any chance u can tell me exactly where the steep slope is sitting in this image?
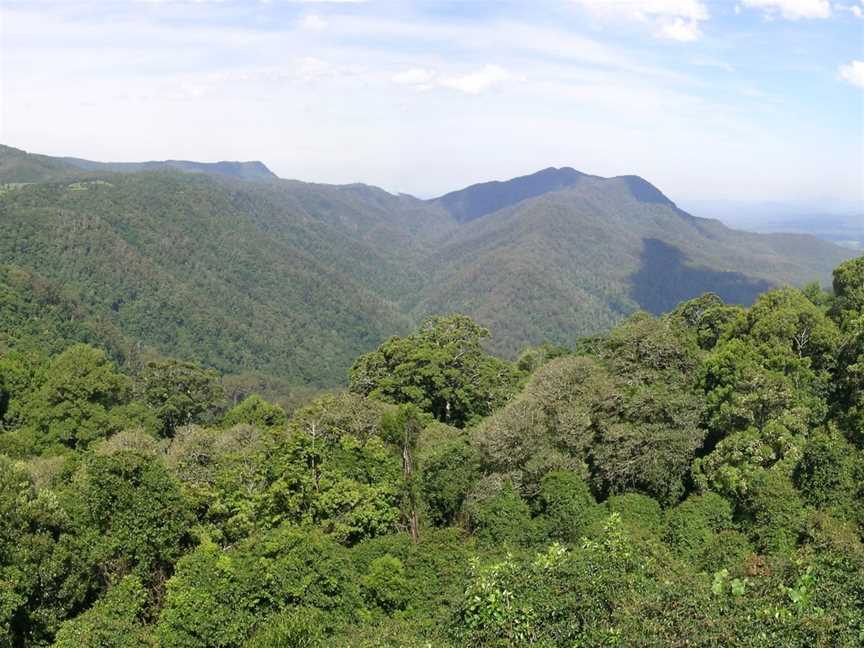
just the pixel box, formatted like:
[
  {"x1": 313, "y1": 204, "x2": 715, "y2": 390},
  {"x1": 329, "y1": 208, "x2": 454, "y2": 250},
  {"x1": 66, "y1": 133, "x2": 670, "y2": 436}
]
[
  {"x1": 416, "y1": 175, "x2": 854, "y2": 355},
  {"x1": 0, "y1": 171, "x2": 424, "y2": 386},
  {"x1": 0, "y1": 264, "x2": 138, "y2": 362}
]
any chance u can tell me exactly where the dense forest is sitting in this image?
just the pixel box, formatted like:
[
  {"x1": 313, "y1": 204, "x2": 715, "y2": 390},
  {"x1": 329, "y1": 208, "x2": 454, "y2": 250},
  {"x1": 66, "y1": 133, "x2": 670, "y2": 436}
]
[
  {"x1": 0, "y1": 255, "x2": 861, "y2": 647},
  {"x1": 0, "y1": 145, "x2": 854, "y2": 395}
]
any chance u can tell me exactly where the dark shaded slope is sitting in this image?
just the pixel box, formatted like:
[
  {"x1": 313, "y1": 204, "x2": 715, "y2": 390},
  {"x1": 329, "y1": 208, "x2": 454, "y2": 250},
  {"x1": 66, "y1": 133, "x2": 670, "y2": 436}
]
[{"x1": 630, "y1": 238, "x2": 773, "y2": 314}]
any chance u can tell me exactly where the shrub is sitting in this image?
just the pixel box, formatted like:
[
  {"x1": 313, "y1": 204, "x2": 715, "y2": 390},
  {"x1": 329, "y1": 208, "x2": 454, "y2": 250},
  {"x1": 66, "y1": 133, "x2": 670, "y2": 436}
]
[
  {"x1": 469, "y1": 482, "x2": 536, "y2": 547},
  {"x1": 664, "y1": 492, "x2": 734, "y2": 561},
  {"x1": 244, "y1": 608, "x2": 326, "y2": 648},
  {"x1": 605, "y1": 493, "x2": 663, "y2": 537},
  {"x1": 534, "y1": 470, "x2": 598, "y2": 542},
  {"x1": 740, "y1": 470, "x2": 804, "y2": 555},
  {"x1": 362, "y1": 555, "x2": 410, "y2": 613}
]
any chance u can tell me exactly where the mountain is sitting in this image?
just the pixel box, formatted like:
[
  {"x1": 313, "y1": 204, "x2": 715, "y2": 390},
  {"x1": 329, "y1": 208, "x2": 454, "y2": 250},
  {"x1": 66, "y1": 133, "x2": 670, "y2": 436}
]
[
  {"x1": 0, "y1": 145, "x2": 856, "y2": 388},
  {"x1": 60, "y1": 156, "x2": 278, "y2": 182},
  {"x1": 0, "y1": 164, "x2": 420, "y2": 386},
  {"x1": 417, "y1": 173, "x2": 852, "y2": 355},
  {"x1": 432, "y1": 166, "x2": 587, "y2": 223},
  {"x1": 0, "y1": 144, "x2": 83, "y2": 183}
]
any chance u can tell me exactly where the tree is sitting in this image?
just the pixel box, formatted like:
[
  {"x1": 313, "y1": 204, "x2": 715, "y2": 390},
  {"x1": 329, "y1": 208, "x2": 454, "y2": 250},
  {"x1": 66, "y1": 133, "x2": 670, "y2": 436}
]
[
  {"x1": 534, "y1": 470, "x2": 599, "y2": 542},
  {"x1": 418, "y1": 426, "x2": 480, "y2": 527},
  {"x1": 349, "y1": 315, "x2": 521, "y2": 427},
  {"x1": 740, "y1": 470, "x2": 804, "y2": 554},
  {"x1": 468, "y1": 482, "x2": 535, "y2": 547},
  {"x1": 222, "y1": 394, "x2": 287, "y2": 430},
  {"x1": 830, "y1": 313, "x2": 864, "y2": 444},
  {"x1": 26, "y1": 344, "x2": 133, "y2": 449},
  {"x1": 830, "y1": 255, "x2": 864, "y2": 325},
  {"x1": 81, "y1": 449, "x2": 194, "y2": 581},
  {"x1": 664, "y1": 492, "x2": 735, "y2": 563},
  {"x1": 362, "y1": 555, "x2": 410, "y2": 613},
  {"x1": 157, "y1": 527, "x2": 359, "y2": 648},
  {"x1": 141, "y1": 359, "x2": 224, "y2": 437},
  {"x1": 52, "y1": 576, "x2": 155, "y2": 648},
  {"x1": 381, "y1": 405, "x2": 424, "y2": 543}
]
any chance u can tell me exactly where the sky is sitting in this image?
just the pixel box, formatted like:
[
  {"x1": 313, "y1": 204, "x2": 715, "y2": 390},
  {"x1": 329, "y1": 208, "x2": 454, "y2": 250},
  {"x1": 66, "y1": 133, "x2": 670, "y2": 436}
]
[{"x1": 1, "y1": 0, "x2": 862, "y2": 208}]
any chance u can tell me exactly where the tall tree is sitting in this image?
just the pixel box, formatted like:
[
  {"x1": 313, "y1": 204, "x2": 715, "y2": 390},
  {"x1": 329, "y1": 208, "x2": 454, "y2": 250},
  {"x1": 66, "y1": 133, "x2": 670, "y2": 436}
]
[{"x1": 349, "y1": 315, "x2": 521, "y2": 427}]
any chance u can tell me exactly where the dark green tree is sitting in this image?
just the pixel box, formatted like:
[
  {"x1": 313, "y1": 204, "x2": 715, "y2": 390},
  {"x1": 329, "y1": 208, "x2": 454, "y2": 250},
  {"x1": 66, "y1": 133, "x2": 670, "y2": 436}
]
[{"x1": 141, "y1": 359, "x2": 224, "y2": 437}]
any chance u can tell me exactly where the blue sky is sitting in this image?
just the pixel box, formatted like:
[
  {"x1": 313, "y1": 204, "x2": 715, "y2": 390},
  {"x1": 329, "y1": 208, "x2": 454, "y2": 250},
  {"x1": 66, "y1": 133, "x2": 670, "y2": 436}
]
[{"x1": 1, "y1": 0, "x2": 862, "y2": 208}]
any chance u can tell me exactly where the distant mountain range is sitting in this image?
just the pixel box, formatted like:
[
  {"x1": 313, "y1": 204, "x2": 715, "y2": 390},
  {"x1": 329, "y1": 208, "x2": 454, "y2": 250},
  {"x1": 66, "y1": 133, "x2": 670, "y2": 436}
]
[
  {"x1": 0, "y1": 144, "x2": 856, "y2": 388},
  {"x1": 681, "y1": 199, "x2": 863, "y2": 251}
]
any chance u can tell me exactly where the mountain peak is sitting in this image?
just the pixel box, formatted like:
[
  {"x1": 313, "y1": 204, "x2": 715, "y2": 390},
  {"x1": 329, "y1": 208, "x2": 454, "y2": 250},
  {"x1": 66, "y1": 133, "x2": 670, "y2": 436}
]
[{"x1": 431, "y1": 166, "x2": 587, "y2": 223}]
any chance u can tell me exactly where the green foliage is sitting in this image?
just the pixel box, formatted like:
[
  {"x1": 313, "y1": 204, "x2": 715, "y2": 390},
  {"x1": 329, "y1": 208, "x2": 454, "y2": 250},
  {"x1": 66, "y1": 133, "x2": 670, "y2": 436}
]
[
  {"x1": 830, "y1": 255, "x2": 864, "y2": 323},
  {"x1": 475, "y1": 313, "x2": 706, "y2": 505},
  {"x1": 534, "y1": 470, "x2": 599, "y2": 542},
  {"x1": 693, "y1": 417, "x2": 805, "y2": 502},
  {"x1": 831, "y1": 313, "x2": 864, "y2": 444},
  {"x1": 263, "y1": 394, "x2": 403, "y2": 545},
  {"x1": 1, "y1": 254, "x2": 863, "y2": 647},
  {"x1": 362, "y1": 555, "x2": 410, "y2": 613},
  {"x1": 454, "y1": 514, "x2": 643, "y2": 647},
  {"x1": 793, "y1": 429, "x2": 862, "y2": 524},
  {"x1": 417, "y1": 424, "x2": 479, "y2": 527},
  {"x1": 80, "y1": 449, "x2": 194, "y2": 580},
  {"x1": 222, "y1": 394, "x2": 287, "y2": 429},
  {"x1": 664, "y1": 492, "x2": 735, "y2": 563},
  {"x1": 605, "y1": 493, "x2": 663, "y2": 537},
  {"x1": 141, "y1": 359, "x2": 224, "y2": 437},
  {"x1": 468, "y1": 482, "x2": 536, "y2": 547},
  {"x1": 699, "y1": 529, "x2": 753, "y2": 572},
  {"x1": 515, "y1": 342, "x2": 570, "y2": 373},
  {"x1": 349, "y1": 315, "x2": 521, "y2": 427},
  {"x1": 740, "y1": 470, "x2": 805, "y2": 554},
  {"x1": 52, "y1": 576, "x2": 154, "y2": 648},
  {"x1": 244, "y1": 608, "x2": 326, "y2": 648},
  {"x1": 157, "y1": 527, "x2": 359, "y2": 648},
  {"x1": 25, "y1": 344, "x2": 134, "y2": 450}
]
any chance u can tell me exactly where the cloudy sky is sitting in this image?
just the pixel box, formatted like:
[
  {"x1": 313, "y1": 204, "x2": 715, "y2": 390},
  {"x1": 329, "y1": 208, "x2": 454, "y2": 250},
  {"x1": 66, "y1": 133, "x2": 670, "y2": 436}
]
[{"x1": 1, "y1": 0, "x2": 862, "y2": 207}]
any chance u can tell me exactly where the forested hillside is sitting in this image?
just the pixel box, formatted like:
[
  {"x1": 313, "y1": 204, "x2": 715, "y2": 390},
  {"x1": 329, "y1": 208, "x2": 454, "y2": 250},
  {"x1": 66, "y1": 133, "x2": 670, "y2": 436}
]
[
  {"x1": 0, "y1": 257, "x2": 862, "y2": 647},
  {"x1": 0, "y1": 146, "x2": 854, "y2": 390}
]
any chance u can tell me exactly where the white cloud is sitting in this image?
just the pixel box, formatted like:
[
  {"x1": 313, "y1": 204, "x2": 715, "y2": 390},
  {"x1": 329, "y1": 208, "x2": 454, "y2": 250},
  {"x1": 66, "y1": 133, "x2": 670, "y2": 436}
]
[
  {"x1": 300, "y1": 13, "x2": 327, "y2": 30},
  {"x1": 656, "y1": 16, "x2": 702, "y2": 40},
  {"x1": 392, "y1": 68, "x2": 436, "y2": 86},
  {"x1": 392, "y1": 65, "x2": 517, "y2": 94},
  {"x1": 836, "y1": 3, "x2": 863, "y2": 17},
  {"x1": 838, "y1": 60, "x2": 864, "y2": 88},
  {"x1": 438, "y1": 65, "x2": 516, "y2": 94},
  {"x1": 572, "y1": 0, "x2": 709, "y2": 40},
  {"x1": 740, "y1": 0, "x2": 831, "y2": 19}
]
